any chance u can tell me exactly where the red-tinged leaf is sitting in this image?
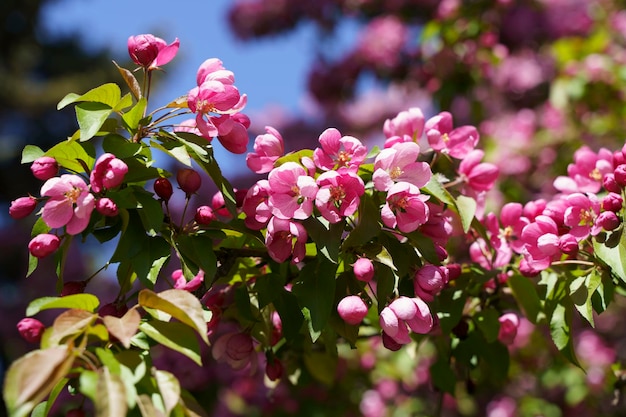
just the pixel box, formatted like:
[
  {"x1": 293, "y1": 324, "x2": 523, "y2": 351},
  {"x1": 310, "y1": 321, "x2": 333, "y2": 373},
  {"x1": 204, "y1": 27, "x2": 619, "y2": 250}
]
[
  {"x1": 45, "y1": 309, "x2": 96, "y2": 347},
  {"x1": 113, "y1": 61, "x2": 142, "y2": 101},
  {"x1": 102, "y1": 308, "x2": 141, "y2": 349},
  {"x1": 154, "y1": 369, "x2": 181, "y2": 416},
  {"x1": 136, "y1": 394, "x2": 166, "y2": 417},
  {"x1": 94, "y1": 367, "x2": 127, "y2": 417},
  {"x1": 138, "y1": 289, "x2": 208, "y2": 344},
  {"x1": 3, "y1": 347, "x2": 75, "y2": 417}
]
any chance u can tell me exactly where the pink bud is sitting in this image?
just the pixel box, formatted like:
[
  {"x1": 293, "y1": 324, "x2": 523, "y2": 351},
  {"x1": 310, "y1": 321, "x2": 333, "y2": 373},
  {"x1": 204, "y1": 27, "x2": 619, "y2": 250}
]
[
  {"x1": 497, "y1": 313, "x2": 519, "y2": 345},
  {"x1": 127, "y1": 34, "x2": 179, "y2": 69},
  {"x1": 9, "y1": 196, "x2": 37, "y2": 219},
  {"x1": 177, "y1": 169, "x2": 202, "y2": 195},
  {"x1": 558, "y1": 233, "x2": 579, "y2": 255},
  {"x1": 596, "y1": 211, "x2": 620, "y2": 232},
  {"x1": 96, "y1": 198, "x2": 118, "y2": 217},
  {"x1": 90, "y1": 153, "x2": 128, "y2": 193},
  {"x1": 414, "y1": 265, "x2": 448, "y2": 302},
  {"x1": 17, "y1": 318, "x2": 45, "y2": 343},
  {"x1": 31, "y1": 156, "x2": 58, "y2": 180},
  {"x1": 602, "y1": 192, "x2": 623, "y2": 212},
  {"x1": 381, "y1": 331, "x2": 402, "y2": 351},
  {"x1": 603, "y1": 173, "x2": 621, "y2": 193},
  {"x1": 195, "y1": 205, "x2": 216, "y2": 225},
  {"x1": 28, "y1": 234, "x2": 60, "y2": 258},
  {"x1": 154, "y1": 177, "x2": 173, "y2": 201},
  {"x1": 353, "y1": 258, "x2": 374, "y2": 282},
  {"x1": 265, "y1": 357, "x2": 283, "y2": 381},
  {"x1": 337, "y1": 295, "x2": 368, "y2": 325},
  {"x1": 614, "y1": 164, "x2": 626, "y2": 187},
  {"x1": 212, "y1": 191, "x2": 231, "y2": 218}
]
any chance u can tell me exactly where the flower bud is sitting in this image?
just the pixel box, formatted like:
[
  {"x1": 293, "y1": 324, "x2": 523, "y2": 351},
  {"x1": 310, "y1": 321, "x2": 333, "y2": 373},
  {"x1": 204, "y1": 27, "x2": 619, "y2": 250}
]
[
  {"x1": 602, "y1": 192, "x2": 623, "y2": 212},
  {"x1": 96, "y1": 198, "x2": 118, "y2": 217},
  {"x1": 265, "y1": 357, "x2": 283, "y2": 381},
  {"x1": 497, "y1": 313, "x2": 519, "y2": 345},
  {"x1": 381, "y1": 331, "x2": 402, "y2": 351},
  {"x1": 127, "y1": 34, "x2": 179, "y2": 69},
  {"x1": 353, "y1": 257, "x2": 374, "y2": 282},
  {"x1": 90, "y1": 153, "x2": 128, "y2": 193},
  {"x1": 195, "y1": 205, "x2": 216, "y2": 225},
  {"x1": 61, "y1": 280, "x2": 87, "y2": 296},
  {"x1": 31, "y1": 156, "x2": 58, "y2": 180},
  {"x1": 9, "y1": 196, "x2": 37, "y2": 219},
  {"x1": 17, "y1": 318, "x2": 45, "y2": 343},
  {"x1": 337, "y1": 295, "x2": 368, "y2": 325},
  {"x1": 614, "y1": 164, "x2": 626, "y2": 187},
  {"x1": 28, "y1": 234, "x2": 60, "y2": 258},
  {"x1": 177, "y1": 168, "x2": 202, "y2": 195},
  {"x1": 603, "y1": 173, "x2": 621, "y2": 193},
  {"x1": 558, "y1": 233, "x2": 579, "y2": 255},
  {"x1": 154, "y1": 177, "x2": 174, "y2": 201},
  {"x1": 414, "y1": 264, "x2": 448, "y2": 302},
  {"x1": 596, "y1": 211, "x2": 620, "y2": 232},
  {"x1": 99, "y1": 302, "x2": 129, "y2": 318}
]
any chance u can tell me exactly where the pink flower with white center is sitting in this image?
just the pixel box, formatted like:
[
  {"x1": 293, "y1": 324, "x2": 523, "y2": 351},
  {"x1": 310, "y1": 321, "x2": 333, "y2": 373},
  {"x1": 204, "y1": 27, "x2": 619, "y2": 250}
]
[
  {"x1": 496, "y1": 203, "x2": 530, "y2": 254},
  {"x1": 246, "y1": 126, "x2": 285, "y2": 173},
  {"x1": 313, "y1": 128, "x2": 368, "y2": 171},
  {"x1": 172, "y1": 269, "x2": 204, "y2": 292},
  {"x1": 379, "y1": 296, "x2": 433, "y2": 345},
  {"x1": 187, "y1": 81, "x2": 247, "y2": 139},
  {"x1": 373, "y1": 142, "x2": 432, "y2": 192},
  {"x1": 242, "y1": 179, "x2": 272, "y2": 230},
  {"x1": 425, "y1": 111, "x2": 479, "y2": 159},
  {"x1": 337, "y1": 296, "x2": 369, "y2": 325},
  {"x1": 383, "y1": 107, "x2": 425, "y2": 140},
  {"x1": 498, "y1": 313, "x2": 520, "y2": 345},
  {"x1": 457, "y1": 149, "x2": 499, "y2": 192},
  {"x1": 520, "y1": 215, "x2": 567, "y2": 271},
  {"x1": 563, "y1": 192, "x2": 600, "y2": 240},
  {"x1": 265, "y1": 217, "x2": 308, "y2": 263},
  {"x1": 553, "y1": 145, "x2": 613, "y2": 194},
  {"x1": 413, "y1": 264, "x2": 448, "y2": 302},
  {"x1": 127, "y1": 34, "x2": 179, "y2": 69},
  {"x1": 268, "y1": 162, "x2": 318, "y2": 220},
  {"x1": 315, "y1": 168, "x2": 365, "y2": 223},
  {"x1": 41, "y1": 174, "x2": 95, "y2": 235},
  {"x1": 90, "y1": 153, "x2": 128, "y2": 193},
  {"x1": 381, "y1": 181, "x2": 430, "y2": 233},
  {"x1": 212, "y1": 331, "x2": 257, "y2": 371}
]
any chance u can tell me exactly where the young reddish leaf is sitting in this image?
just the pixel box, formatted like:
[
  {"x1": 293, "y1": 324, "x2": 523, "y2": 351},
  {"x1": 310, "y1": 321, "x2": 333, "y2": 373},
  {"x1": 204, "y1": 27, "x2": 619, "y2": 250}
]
[
  {"x1": 45, "y1": 309, "x2": 96, "y2": 347},
  {"x1": 113, "y1": 61, "x2": 142, "y2": 101},
  {"x1": 94, "y1": 367, "x2": 127, "y2": 417},
  {"x1": 102, "y1": 308, "x2": 141, "y2": 349},
  {"x1": 136, "y1": 394, "x2": 166, "y2": 417},
  {"x1": 138, "y1": 289, "x2": 209, "y2": 344},
  {"x1": 3, "y1": 346, "x2": 75, "y2": 417},
  {"x1": 154, "y1": 369, "x2": 181, "y2": 416}
]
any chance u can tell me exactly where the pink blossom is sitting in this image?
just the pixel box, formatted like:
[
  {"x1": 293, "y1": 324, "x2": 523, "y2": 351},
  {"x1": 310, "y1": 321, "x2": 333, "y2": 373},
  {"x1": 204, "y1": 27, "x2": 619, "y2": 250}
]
[
  {"x1": 486, "y1": 397, "x2": 517, "y2": 417},
  {"x1": 413, "y1": 265, "x2": 448, "y2": 302},
  {"x1": 593, "y1": 211, "x2": 620, "y2": 235},
  {"x1": 28, "y1": 233, "x2": 60, "y2": 258},
  {"x1": 520, "y1": 215, "x2": 563, "y2": 270},
  {"x1": 315, "y1": 168, "x2": 365, "y2": 223},
  {"x1": 265, "y1": 357, "x2": 283, "y2": 381},
  {"x1": 265, "y1": 217, "x2": 308, "y2": 263},
  {"x1": 127, "y1": 34, "x2": 179, "y2": 69},
  {"x1": 90, "y1": 153, "x2": 128, "y2": 194},
  {"x1": 246, "y1": 126, "x2": 285, "y2": 173},
  {"x1": 497, "y1": 313, "x2": 519, "y2": 345},
  {"x1": 17, "y1": 318, "x2": 45, "y2": 343},
  {"x1": 212, "y1": 331, "x2": 257, "y2": 371},
  {"x1": 214, "y1": 113, "x2": 250, "y2": 154},
  {"x1": 337, "y1": 296, "x2": 369, "y2": 325},
  {"x1": 242, "y1": 180, "x2": 272, "y2": 230},
  {"x1": 373, "y1": 142, "x2": 432, "y2": 192},
  {"x1": 195, "y1": 205, "x2": 216, "y2": 225},
  {"x1": 602, "y1": 192, "x2": 623, "y2": 212},
  {"x1": 9, "y1": 196, "x2": 37, "y2": 219},
  {"x1": 31, "y1": 156, "x2": 58, "y2": 180},
  {"x1": 419, "y1": 202, "x2": 455, "y2": 246},
  {"x1": 383, "y1": 107, "x2": 425, "y2": 140},
  {"x1": 379, "y1": 296, "x2": 433, "y2": 345},
  {"x1": 41, "y1": 174, "x2": 95, "y2": 235},
  {"x1": 172, "y1": 269, "x2": 205, "y2": 292},
  {"x1": 187, "y1": 80, "x2": 246, "y2": 139},
  {"x1": 95, "y1": 198, "x2": 118, "y2": 217},
  {"x1": 196, "y1": 58, "x2": 235, "y2": 86},
  {"x1": 381, "y1": 182, "x2": 430, "y2": 233},
  {"x1": 497, "y1": 203, "x2": 530, "y2": 254},
  {"x1": 313, "y1": 128, "x2": 367, "y2": 171},
  {"x1": 470, "y1": 236, "x2": 512, "y2": 271},
  {"x1": 457, "y1": 149, "x2": 499, "y2": 192},
  {"x1": 356, "y1": 15, "x2": 408, "y2": 71},
  {"x1": 268, "y1": 162, "x2": 318, "y2": 220},
  {"x1": 425, "y1": 111, "x2": 479, "y2": 159},
  {"x1": 553, "y1": 146, "x2": 613, "y2": 194},
  {"x1": 563, "y1": 192, "x2": 600, "y2": 239},
  {"x1": 353, "y1": 257, "x2": 375, "y2": 282}
]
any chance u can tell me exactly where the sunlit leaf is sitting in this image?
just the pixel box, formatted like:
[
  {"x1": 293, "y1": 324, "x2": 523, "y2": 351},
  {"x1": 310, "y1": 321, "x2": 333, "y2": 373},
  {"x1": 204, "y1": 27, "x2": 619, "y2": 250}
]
[
  {"x1": 94, "y1": 367, "x2": 127, "y2": 417},
  {"x1": 303, "y1": 351, "x2": 337, "y2": 386},
  {"x1": 45, "y1": 140, "x2": 95, "y2": 175},
  {"x1": 21, "y1": 145, "x2": 45, "y2": 164},
  {"x1": 113, "y1": 61, "x2": 142, "y2": 100},
  {"x1": 137, "y1": 394, "x2": 166, "y2": 417},
  {"x1": 76, "y1": 102, "x2": 114, "y2": 141},
  {"x1": 139, "y1": 321, "x2": 202, "y2": 365},
  {"x1": 507, "y1": 274, "x2": 542, "y2": 324},
  {"x1": 138, "y1": 289, "x2": 209, "y2": 344},
  {"x1": 154, "y1": 369, "x2": 181, "y2": 416},
  {"x1": 103, "y1": 308, "x2": 141, "y2": 348},
  {"x1": 455, "y1": 195, "x2": 477, "y2": 234},
  {"x1": 593, "y1": 234, "x2": 626, "y2": 285},
  {"x1": 57, "y1": 83, "x2": 122, "y2": 109},
  {"x1": 26, "y1": 294, "x2": 100, "y2": 316},
  {"x1": 46, "y1": 309, "x2": 96, "y2": 347}
]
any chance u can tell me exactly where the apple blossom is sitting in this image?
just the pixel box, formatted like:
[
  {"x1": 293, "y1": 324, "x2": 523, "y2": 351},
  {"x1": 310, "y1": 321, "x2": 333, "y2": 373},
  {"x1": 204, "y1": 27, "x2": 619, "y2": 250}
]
[
  {"x1": 380, "y1": 181, "x2": 430, "y2": 233},
  {"x1": 9, "y1": 196, "x2": 37, "y2": 219},
  {"x1": 212, "y1": 331, "x2": 257, "y2": 371},
  {"x1": 246, "y1": 126, "x2": 285, "y2": 173},
  {"x1": 127, "y1": 34, "x2": 179, "y2": 69},
  {"x1": 268, "y1": 162, "x2": 318, "y2": 220},
  {"x1": 313, "y1": 127, "x2": 368, "y2": 171},
  {"x1": 95, "y1": 198, "x2": 118, "y2": 217},
  {"x1": 172, "y1": 269, "x2": 205, "y2": 292},
  {"x1": 337, "y1": 295, "x2": 369, "y2": 325},
  {"x1": 602, "y1": 192, "x2": 623, "y2": 212},
  {"x1": 265, "y1": 217, "x2": 307, "y2": 263},
  {"x1": 242, "y1": 179, "x2": 272, "y2": 230},
  {"x1": 90, "y1": 153, "x2": 128, "y2": 194},
  {"x1": 379, "y1": 296, "x2": 433, "y2": 346},
  {"x1": 425, "y1": 111, "x2": 479, "y2": 159},
  {"x1": 553, "y1": 145, "x2": 613, "y2": 194},
  {"x1": 457, "y1": 149, "x2": 499, "y2": 193},
  {"x1": 383, "y1": 107, "x2": 425, "y2": 140},
  {"x1": 41, "y1": 174, "x2": 95, "y2": 235},
  {"x1": 563, "y1": 192, "x2": 600, "y2": 239},
  {"x1": 16, "y1": 318, "x2": 45, "y2": 343},
  {"x1": 214, "y1": 114, "x2": 250, "y2": 154},
  {"x1": 372, "y1": 141, "x2": 432, "y2": 192},
  {"x1": 30, "y1": 156, "x2": 58, "y2": 181},
  {"x1": 413, "y1": 264, "x2": 448, "y2": 302},
  {"x1": 28, "y1": 233, "x2": 60, "y2": 258},
  {"x1": 497, "y1": 313, "x2": 520, "y2": 345},
  {"x1": 315, "y1": 168, "x2": 365, "y2": 223}
]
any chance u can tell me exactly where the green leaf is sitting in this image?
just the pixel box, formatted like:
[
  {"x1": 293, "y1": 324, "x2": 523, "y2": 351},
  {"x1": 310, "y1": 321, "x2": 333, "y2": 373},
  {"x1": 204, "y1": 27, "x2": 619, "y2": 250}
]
[
  {"x1": 593, "y1": 233, "x2": 626, "y2": 284},
  {"x1": 21, "y1": 145, "x2": 44, "y2": 164},
  {"x1": 94, "y1": 367, "x2": 127, "y2": 417},
  {"x1": 342, "y1": 193, "x2": 381, "y2": 248},
  {"x1": 570, "y1": 270, "x2": 602, "y2": 327},
  {"x1": 474, "y1": 309, "x2": 500, "y2": 343},
  {"x1": 151, "y1": 139, "x2": 192, "y2": 167},
  {"x1": 45, "y1": 309, "x2": 97, "y2": 347},
  {"x1": 113, "y1": 92, "x2": 134, "y2": 112},
  {"x1": 549, "y1": 301, "x2": 580, "y2": 366},
  {"x1": 121, "y1": 98, "x2": 147, "y2": 133},
  {"x1": 507, "y1": 274, "x2": 542, "y2": 324},
  {"x1": 139, "y1": 321, "x2": 202, "y2": 365},
  {"x1": 154, "y1": 369, "x2": 181, "y2": 416},
  {"x1": 3, "y1": 347, "x2": 75, "y2": 417},
  {"x1": 175, "y1": 234, "x2": 217, "y2": 280},
  {"x1": 423, "y1": 175, "x2": 455, "y2": 206},
  {"x1": 102, "y1": 134, "x2": 142, "y2": 158},
  {"x1": 303, "y1": 351, "x2": 338, "y2": 386},
  {"x1": 138, "y1": 289, "x2": 209, "y2": 344},
  {"x1": 273, "y1": 288, "x2": 305, "y2": 342},
  {"x1": 292, "y1": 258, "x2": 338, "y2": 342},
  {"x1": 57, "y1": 83, "x2": 122, "y2": 110},
  {"x1": 375, "y1": 264, "x2": 396, "y2": 313},
  {"x1": 45, "y1": 140, "x2": 95, "y2": 175},
  {"x1": 302, "y1": 217, "x2": 344, "y2": 264},
  {"x1": 455, "y1": 195, "x2": 477, "y2": 233},
  {"x1": 102, "y1": 308, "x2": 142, "y2": 349},
  {"x1": 75, "y1": 102, "x2": 114, "y2": 141},
  {"x1": 136, "y1": 395, "x2": 166, "y2": 417},
  {"x1": 26, "y1": 294, "x2": 100, "y2": 316}
]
